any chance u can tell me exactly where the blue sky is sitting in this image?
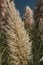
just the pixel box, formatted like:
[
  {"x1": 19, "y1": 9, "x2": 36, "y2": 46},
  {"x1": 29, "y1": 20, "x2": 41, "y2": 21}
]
[{"x1": 14, "y1": 0, "x2": 36, "y2": 16}]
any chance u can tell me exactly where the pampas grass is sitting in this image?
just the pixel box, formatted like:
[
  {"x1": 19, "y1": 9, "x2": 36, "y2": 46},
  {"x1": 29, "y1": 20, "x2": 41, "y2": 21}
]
[{"x1": 0, "y1": 0, "x2": 32, "y2": 65}]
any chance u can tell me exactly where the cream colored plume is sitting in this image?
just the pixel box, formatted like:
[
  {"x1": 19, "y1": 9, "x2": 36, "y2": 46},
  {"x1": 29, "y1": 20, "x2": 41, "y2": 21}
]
[
  {"x1": 23, "y1": 6, "x2": 34, "y2": 29},
  {"x1": 0, "y1": 0, "x2": 32, "y2": 65}
]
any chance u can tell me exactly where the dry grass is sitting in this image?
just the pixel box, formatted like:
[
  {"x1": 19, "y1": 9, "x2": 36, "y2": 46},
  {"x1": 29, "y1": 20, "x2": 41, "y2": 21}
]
[{"x1": 0, "y1": 0, "x2": 32, "y2": 65}]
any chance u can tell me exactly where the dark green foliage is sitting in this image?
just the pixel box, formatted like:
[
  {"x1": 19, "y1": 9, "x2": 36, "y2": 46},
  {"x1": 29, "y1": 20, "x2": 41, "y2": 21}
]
[{"x1": 0, "y1": 31, "x2": 9, "y2": 65}]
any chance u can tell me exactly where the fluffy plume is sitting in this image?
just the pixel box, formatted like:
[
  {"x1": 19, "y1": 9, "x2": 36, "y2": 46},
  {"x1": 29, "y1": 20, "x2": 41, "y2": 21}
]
[
  {"x1": 0, "y1": 0, "x2": 32, "y2": 65},
  {"x1": 23, "y1": 6, "x2": 34, "y2": 29}
]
